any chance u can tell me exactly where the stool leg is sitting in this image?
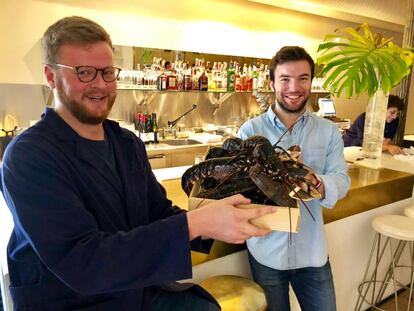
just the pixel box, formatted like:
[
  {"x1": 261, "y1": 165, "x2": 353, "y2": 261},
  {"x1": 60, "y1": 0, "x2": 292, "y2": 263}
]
[
  {"x1": 374, "y1": 240, "x2": 406, "y2": 304},
  {"x1": 389, "y1": 237, "x2": 400, "y2": 311},
  {"x1": 355, "y1": 233, "x2": 389, "y2": 311},
  {"x1": 407, "y1": 242, "x2": 414, "y2": 311},
  {"x1": 355, "y1": 233, "x2": 379, "y2": 311}
]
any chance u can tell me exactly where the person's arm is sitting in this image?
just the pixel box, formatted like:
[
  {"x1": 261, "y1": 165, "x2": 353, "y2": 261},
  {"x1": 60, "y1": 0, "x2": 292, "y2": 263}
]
[
  {"x1": 319, "y1": 127, "x2": 351, "y2": 208},
  {"x1": 381, "y1": 118, "x2": 405, "y2": 155},
  {"x1": 382, "y1": 139, "x2": 406, "y2": 155}
]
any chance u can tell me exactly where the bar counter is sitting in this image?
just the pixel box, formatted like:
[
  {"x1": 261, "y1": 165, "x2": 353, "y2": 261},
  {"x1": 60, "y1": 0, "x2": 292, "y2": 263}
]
[
  {"x1": 157, "y1": 166, "x2": 414, "y2": 223},
  {"x1": 154, "y1": 157, "x2": 414, "y2": 311}
]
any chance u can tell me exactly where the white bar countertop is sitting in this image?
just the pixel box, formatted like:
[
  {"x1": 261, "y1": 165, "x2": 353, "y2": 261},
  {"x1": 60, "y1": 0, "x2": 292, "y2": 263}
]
[
  {"x1": 344, "y1": 146, "x2": 414, "y2": 174},
  {"x1": 152, "y1": 165, "x2": 190, "y2": 182}
]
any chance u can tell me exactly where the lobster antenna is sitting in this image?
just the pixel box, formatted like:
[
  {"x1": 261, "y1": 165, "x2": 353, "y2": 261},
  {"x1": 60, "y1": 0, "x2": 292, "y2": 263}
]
[
  {"x1": 287, "y1": 184, "x2": 315, "y2": 221},
  {"x1": 273, "y1": 113, "x2": 308, "y2": 148}
]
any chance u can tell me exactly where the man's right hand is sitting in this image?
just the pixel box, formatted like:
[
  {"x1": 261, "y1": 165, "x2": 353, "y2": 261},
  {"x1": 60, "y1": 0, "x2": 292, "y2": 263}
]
[{"x1": 187, "y1": 194, "x2": 276, "y2": 244}]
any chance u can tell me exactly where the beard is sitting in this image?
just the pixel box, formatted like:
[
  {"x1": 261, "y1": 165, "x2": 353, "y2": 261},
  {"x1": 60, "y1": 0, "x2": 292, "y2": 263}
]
[
  {"x1": 55, "y1": 80, "x2": 116, "y2": 125},
  {"x1": 275, "y1": 92, "x2": 309, "y2": 114}
]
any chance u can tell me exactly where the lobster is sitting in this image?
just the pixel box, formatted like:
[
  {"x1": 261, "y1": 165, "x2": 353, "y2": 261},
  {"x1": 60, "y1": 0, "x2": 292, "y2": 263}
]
[{"x1": 181, "y1": 135, "x2": 322, "y2": 210}]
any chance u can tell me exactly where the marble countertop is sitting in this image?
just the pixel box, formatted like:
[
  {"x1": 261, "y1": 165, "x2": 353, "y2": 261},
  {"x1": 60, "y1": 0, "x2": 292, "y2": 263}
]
[{"x1": 344, "y1": 146, "x2": 414, "y2": 174}]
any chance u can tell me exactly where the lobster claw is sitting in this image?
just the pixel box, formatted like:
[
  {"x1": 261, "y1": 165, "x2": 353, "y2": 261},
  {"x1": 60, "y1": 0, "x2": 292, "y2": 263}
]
[
  {"x1": 249, "y1": 163, "x2": 297, "y2": 208},
  {"x1": 288, "y1": 179, "x2": 323, "y2": 201}
]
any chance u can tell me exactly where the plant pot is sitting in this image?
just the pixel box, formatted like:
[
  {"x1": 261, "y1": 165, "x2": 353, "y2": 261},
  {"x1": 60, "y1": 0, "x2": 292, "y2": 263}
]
[{"x1": 362, "y1": 90, "x2": 389, "y2": 159}]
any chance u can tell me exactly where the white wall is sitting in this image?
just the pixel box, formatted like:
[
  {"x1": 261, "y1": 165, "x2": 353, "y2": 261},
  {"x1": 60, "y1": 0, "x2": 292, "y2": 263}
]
[{"x1": 0, "y1": 0, "x2": 403, "y2": 84}]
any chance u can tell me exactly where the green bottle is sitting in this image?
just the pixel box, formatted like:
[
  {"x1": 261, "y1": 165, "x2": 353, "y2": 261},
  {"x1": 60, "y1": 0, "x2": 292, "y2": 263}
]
[{"x1": 227, "y1": 61, "x2": 235, "y2": 92}]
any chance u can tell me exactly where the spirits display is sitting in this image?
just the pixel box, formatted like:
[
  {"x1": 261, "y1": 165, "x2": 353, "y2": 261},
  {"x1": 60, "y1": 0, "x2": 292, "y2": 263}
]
[{"x1": 117, "y1": 57, "x2": 272, "y2": 92}]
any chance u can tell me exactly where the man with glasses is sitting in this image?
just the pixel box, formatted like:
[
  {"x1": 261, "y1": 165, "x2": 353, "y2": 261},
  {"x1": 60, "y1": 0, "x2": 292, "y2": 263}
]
[
  {"x1": 343, "y1": 95, "x2": 406, "y2": 155},
  {"x1": 0, "y1": 16, "x2": 275, "y2": 310}
]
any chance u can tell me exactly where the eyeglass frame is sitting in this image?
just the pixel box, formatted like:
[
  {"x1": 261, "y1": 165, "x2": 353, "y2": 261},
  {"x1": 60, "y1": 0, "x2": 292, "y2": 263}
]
[{"x1": 52, "y1": 63, "x2": 122, "y2": 83}]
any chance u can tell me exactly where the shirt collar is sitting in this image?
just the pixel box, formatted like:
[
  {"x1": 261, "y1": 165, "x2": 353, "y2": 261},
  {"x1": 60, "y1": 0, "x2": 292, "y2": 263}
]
[{"x1": 265, "y1": 103, "x2": 311, "y2": 129}]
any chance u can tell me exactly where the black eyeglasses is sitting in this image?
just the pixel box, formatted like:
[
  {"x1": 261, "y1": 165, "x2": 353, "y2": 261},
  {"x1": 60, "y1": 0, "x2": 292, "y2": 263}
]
[{"x1": 53, "y1": 64, "x2": 122, "y2": 83}]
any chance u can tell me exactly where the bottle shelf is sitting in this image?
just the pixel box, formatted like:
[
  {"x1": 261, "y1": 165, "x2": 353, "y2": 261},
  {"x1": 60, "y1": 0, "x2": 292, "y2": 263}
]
[{"x1": 117, "y1": 87, "x2": 274, "y2": 93}]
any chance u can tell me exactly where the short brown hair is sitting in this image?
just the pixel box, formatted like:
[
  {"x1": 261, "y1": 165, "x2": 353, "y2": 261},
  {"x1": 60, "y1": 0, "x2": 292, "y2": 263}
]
[
  {"x1": 388, "y1": 95, "x2": 404, "y2": 110},
  {"x1": 42, "y1": 16, "x2": 112, "y2": 64},
  {"x1": 269, "y1": 46, "x2": 315, "y2": 81}
]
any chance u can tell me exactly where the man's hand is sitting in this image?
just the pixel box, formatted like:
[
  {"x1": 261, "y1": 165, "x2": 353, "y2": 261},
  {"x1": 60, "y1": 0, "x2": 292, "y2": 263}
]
[{"x1": 187, "y1": 194, "x2": 276, "y2": 244}]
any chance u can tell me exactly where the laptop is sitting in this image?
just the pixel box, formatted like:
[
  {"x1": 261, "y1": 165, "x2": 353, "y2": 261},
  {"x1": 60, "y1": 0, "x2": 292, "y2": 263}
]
[{"x1": 318, "y1": 98, "x2": 336, "y2": 118}]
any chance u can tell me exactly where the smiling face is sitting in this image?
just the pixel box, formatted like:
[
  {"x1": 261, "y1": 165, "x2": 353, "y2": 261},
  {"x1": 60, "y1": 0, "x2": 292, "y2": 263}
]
[
  {"x1": 385, "y1": 107, "x2": 400, "y2": 123},
  {"x1": 45, "y1": 41, "x2": 117, "y2": 126},
  {"x1": 270, "y1": 60, "x2": 312, "y2": 114}
]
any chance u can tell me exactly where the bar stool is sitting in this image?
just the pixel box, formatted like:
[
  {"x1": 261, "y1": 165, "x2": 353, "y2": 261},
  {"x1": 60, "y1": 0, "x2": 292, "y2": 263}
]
[
  {"x1": 404, "y1": 204, "x2": 414, "y2": 219},
  {"x1": 200, "y1": 275, "x2": 266, "y2": 311},
  {"x1": 355, "y1": 215, "x2": 414, "y2": 311}
]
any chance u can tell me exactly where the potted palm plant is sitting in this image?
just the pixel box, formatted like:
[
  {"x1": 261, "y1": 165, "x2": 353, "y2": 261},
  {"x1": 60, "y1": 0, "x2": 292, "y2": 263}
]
[{"x1": 317, "y1": 23, "x2": 414, "y2": 159}]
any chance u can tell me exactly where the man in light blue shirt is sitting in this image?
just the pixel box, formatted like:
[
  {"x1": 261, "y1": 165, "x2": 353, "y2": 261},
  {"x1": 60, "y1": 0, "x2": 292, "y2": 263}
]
[{"x1": 237, "y1": 46, "x2": 350, "y2": 311}]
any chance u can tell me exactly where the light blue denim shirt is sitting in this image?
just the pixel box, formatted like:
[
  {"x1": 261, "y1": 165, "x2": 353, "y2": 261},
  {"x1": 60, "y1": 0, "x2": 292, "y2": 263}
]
[{"x1": 237, "y1": 105, "x2": 350, "y2": 270}]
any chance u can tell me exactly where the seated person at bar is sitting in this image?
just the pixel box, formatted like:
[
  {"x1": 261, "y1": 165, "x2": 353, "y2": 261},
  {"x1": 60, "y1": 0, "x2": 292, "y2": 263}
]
[
  {"x1": 342, "y1": 95, "x2": 405, "y2": 155},
  {"x1": 0, "y1": 16, "x2": 276, "y2": 311}
]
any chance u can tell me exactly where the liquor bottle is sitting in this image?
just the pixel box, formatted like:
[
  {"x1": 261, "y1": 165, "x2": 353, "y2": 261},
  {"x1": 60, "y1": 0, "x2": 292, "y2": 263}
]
[
  {"x1": 146, "y1": 114, "x2": 154, "y2": 143},
  {"x1": 240, "y1": 64, "x2": 248, "y2": 91},
  {"x1": 209, "y1": 62, "x2": 217, "y2": 91},
  {"x1": 263, "y1": 64, "x2": 270, "y2": 92},
  {"x1": 167, "y1": 63, "x2": 177, "y2": 90},
  {"x1": 221, "y1": 62, "x2": 228, "y2": 92},
  {"x1": 252, "y1": 64, "x2": 258, "y2": 91},
  {"x1": 191, "y1": 66, "x2": 199, "y2": 91},
  {"x1": 257, "y1": 64, "x2": 264, "y2": 91},
  {"x1": 139, "y1": 114, "x2": 147, "y2": 143},
  {"x1": 157, "y1": 70, "x2": 167, "y2": 91},
  {"x1": 215, "y1": 62, "x2": 222, "y2": 91},
  {"x1": 176, "y1": 61, "x2": 184, "y2": 91},
  {"x1": 227, "y1": 61, "x2": 235, "y2": 92},
  {"x1": 198, "y1": 70, "x2": 208, "y2": 91},
  {"x1": 152, "y1": 113, "x2": 159, "y2": 143},
  {"x1": 235, "y1": 63, "x2": 242, "y2": 91},
  {"x1": 245, "y1": 65, "x2": 253, "y2": 92},
  {"x1": 133, "y1": 112, "x2": 139, "y2": 131}
]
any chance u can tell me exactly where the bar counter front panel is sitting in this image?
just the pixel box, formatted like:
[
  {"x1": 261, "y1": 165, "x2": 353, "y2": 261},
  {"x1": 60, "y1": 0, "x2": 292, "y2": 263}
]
[{"x1": 157, "y1": 164, "x2": 414, "y2": 311}]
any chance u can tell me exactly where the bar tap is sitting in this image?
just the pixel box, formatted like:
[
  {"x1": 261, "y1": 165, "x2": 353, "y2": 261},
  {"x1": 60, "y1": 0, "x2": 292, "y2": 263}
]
[{"x1": 167, "y1": 104, "x2": 197, "y2": 129}]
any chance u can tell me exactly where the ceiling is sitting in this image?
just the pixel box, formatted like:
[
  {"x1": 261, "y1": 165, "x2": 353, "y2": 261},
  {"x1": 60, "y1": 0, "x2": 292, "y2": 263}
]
[{"x1": 248, "y1": 0, "x2": 410, "y2": 32}]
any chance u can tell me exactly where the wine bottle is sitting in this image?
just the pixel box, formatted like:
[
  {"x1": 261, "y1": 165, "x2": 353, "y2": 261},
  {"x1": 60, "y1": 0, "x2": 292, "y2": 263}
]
[{"x1": 152, "y1": 113, "x2": 159, "y2": 143}]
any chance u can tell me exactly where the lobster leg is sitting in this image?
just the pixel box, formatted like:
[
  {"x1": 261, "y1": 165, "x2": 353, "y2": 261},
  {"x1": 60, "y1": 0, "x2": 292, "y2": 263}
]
[{"x1": 249, "y1": 164, "x2": 297, "y2": 208}]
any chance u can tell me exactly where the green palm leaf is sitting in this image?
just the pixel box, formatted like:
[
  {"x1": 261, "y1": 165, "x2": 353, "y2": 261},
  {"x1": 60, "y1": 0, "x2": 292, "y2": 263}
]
[{"x1": 317, "y1": 23, "x2": 414, "y2": 98}]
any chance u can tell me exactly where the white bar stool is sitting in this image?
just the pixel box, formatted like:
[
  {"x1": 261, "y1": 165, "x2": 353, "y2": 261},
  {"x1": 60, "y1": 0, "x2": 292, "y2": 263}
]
[
  {"x1": 404, "y1": 204, "x2": 414, "y2": 219},
  {"x1": 355, "y1": 215, "x2": 414, "y2": 311}
]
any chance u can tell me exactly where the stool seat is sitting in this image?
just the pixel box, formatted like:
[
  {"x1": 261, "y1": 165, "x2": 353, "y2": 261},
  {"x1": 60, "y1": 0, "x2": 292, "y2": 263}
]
[
  {"x1": 199, "y1": 275, "x2": 266, "y2": 311},
  {"x1": 372, "y1": 215, "x2": 414, "y2": 241},
  {"x1": 404, "y1": 205, "x2": 414, "y2": 219}
]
